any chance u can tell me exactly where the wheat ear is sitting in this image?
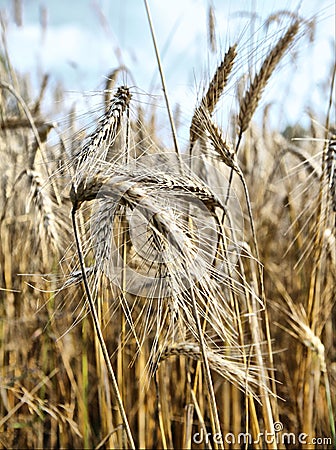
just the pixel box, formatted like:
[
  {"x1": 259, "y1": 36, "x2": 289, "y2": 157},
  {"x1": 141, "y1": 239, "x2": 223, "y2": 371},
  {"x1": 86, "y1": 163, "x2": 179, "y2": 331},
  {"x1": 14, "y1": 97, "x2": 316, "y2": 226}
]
[
  {"x1": 161, "y1": 343, "x2": 269, "y2": 397},
  {"x1": 76, "y1": 86, "x2": 131, "y2": 164},
  {"x1": 237, "y1": 20, "x2": 299, "y2": 146},
  {"x1": 26, "y1": 169, "x2": 59, "y2": 251},
  {"x1": 72, "y1": 86, "x2": 131, "y2": 192},
  {"x1": 189, "y1": 44, "x2": 237, "y2": 150},
  {"x1": 224, "y1": 20, "x2": 300, "y2": 215},
  {"x1": 207, "y1": 3, "x2": 217, "y2": 53},
  {"x1": 0, "y1": 80, "x2": 62, "y2": 205}
]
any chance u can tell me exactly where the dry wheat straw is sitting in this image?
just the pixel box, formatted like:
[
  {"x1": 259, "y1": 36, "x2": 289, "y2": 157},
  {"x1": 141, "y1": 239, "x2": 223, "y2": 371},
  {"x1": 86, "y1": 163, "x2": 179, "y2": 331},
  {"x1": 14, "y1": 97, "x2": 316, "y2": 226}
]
[
  {"x1": 324, "y1": 228, "x2": 336, "y2": 273},
  {"x1": 70, "y1": 206, "x2": 136, "y2": 449}
]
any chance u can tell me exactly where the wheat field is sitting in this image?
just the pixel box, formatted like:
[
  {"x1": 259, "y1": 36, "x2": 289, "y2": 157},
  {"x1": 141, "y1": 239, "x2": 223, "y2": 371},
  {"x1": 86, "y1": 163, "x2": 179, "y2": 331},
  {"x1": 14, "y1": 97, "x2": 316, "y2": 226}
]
[{"x1": 0, "y1": 1, "x2": 335, "y2": 449}]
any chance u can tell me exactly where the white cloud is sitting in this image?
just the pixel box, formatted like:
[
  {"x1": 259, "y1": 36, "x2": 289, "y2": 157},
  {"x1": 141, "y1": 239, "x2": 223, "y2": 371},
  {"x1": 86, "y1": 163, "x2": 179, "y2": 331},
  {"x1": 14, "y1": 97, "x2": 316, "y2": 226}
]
[
  {"x1": 2, "y1": 0, "x2": 334, "y2": 143},
  {"x1": 6, "y1": 24, "x2": 116, "y2": 79}
]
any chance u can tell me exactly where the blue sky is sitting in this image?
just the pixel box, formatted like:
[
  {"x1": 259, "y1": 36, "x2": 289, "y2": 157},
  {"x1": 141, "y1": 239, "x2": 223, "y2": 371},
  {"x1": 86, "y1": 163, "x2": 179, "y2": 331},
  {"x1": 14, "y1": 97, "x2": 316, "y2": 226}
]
[{"x1": 0, "y1": 0, "x2": 334, "y2": 147}]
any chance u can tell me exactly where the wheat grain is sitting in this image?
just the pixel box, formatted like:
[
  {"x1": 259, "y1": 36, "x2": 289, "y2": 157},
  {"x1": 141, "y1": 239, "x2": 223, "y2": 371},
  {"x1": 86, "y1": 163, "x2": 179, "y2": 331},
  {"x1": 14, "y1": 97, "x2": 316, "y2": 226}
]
[{"x1": 204, "y1": 44, "x2": 237, "y2": 115}]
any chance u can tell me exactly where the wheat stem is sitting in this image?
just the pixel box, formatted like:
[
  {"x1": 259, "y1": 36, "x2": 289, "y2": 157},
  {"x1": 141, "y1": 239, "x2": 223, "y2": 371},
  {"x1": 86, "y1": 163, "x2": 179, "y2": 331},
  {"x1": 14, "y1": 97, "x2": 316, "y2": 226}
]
[
  {"x1": 188, "y1": 281, "x2": 224, "y2": 450},
  {"x1": 323, "y1": 370, "x2": 336, "y2": 446},
  {"x1": 143, "y1": 0, "x2": 181, "y2": 161},
  {"x1": 71, "y1": 207, "x2": 135, "y2": 450}
]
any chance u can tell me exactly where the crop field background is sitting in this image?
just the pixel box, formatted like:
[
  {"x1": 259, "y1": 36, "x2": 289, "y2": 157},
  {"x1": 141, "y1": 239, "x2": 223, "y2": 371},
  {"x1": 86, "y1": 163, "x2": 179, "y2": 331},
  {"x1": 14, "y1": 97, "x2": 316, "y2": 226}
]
[{"x1": 0, "y1": 0, "x2": 335, "y2": 449}]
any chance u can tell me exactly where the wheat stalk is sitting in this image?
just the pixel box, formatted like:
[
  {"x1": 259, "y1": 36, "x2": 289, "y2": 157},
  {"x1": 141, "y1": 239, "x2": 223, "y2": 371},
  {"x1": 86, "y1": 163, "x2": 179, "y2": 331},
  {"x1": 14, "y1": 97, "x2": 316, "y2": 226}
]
[
  {"x1": 204, "y1": 115, "x2": 263, "y2": 285},
  {"x1": 70, "y1": 204, "x2": 136, "y2": 450},
  {"x1": 143, "y1": 0, "x2": 181, "y2": 159},
  {"x1": 69, "y1": 85, "x2": 135, "y2": 449}
]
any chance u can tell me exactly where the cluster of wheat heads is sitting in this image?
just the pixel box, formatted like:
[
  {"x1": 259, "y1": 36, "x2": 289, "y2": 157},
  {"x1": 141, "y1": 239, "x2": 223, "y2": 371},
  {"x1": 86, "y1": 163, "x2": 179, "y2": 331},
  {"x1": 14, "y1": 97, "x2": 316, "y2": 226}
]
[{"x1": 0, "y1": 5, "x2": 335, "y2": 450}]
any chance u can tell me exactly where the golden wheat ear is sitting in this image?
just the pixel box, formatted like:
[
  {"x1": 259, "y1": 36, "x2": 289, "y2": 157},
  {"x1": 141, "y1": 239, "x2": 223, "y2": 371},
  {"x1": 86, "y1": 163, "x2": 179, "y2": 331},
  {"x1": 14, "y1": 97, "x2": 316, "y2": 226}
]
[
  {"x1": 189, "y1": 44, "x2": 237, "y2": 151},
  {"x1": 72, "y1": 86, "x2": 131, "y2": 189},
  {"x1": 237, "y1": 20, "x2": 300, "y2": 147}
]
